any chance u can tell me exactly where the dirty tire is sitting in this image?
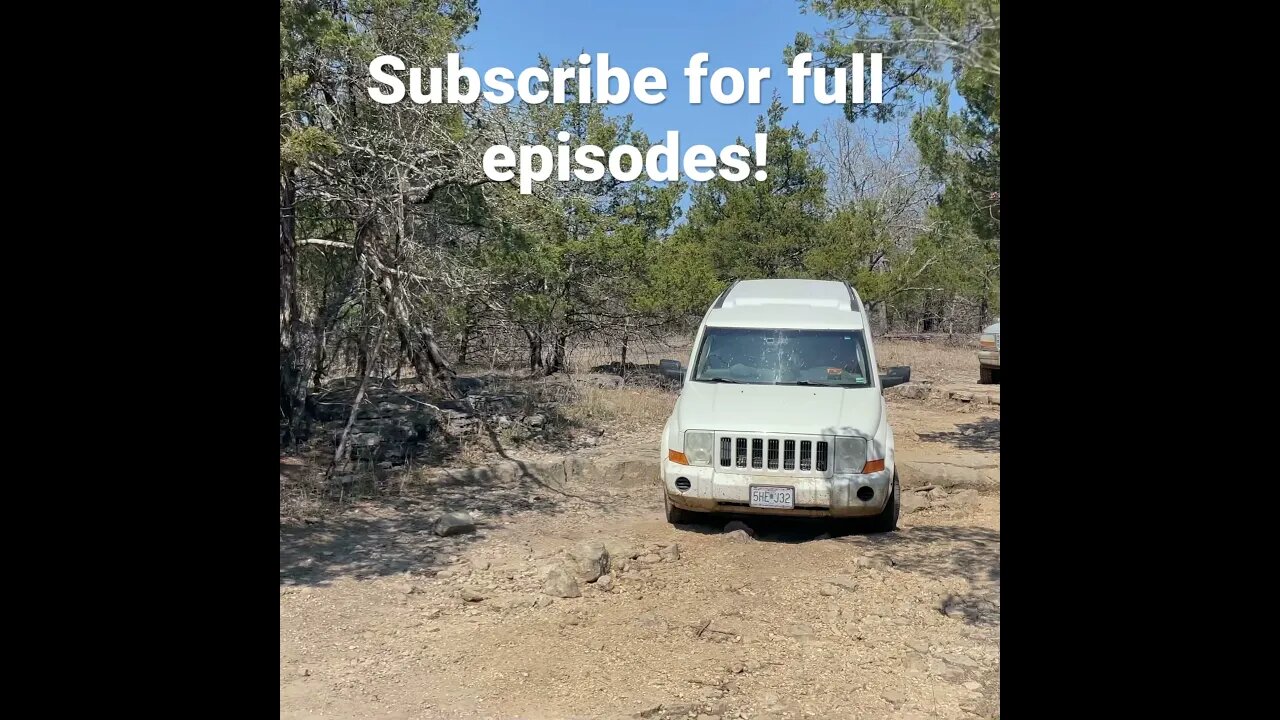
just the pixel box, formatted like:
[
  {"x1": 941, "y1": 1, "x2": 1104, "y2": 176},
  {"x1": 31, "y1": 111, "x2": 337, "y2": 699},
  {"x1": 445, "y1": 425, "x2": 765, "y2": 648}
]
[
  {"x1": 865, "y1": 471, "x2": 900, "y2": 533},
  {"x1": 664, "y1": 492, "x2": 695, "y2": 524},
  {"x1": 979, "y1": 366, "x2": 995, "y2": 384}
]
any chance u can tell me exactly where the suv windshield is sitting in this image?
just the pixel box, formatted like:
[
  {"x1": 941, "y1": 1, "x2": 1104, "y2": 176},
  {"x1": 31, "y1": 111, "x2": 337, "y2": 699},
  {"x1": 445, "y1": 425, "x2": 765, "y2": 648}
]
[{"x1": 692, "y1": 327, "x2": 873, "y2": 387}]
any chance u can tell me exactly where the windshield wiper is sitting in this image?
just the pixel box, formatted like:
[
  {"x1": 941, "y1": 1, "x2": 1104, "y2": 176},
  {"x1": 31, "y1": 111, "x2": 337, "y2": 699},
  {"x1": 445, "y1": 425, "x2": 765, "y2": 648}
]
[
  {"x1": 791, "y1": 380, "x2": 837, "y2": 387},
  {"x1": 698, "y1": 377, "x2": 742, "y2": 384}
]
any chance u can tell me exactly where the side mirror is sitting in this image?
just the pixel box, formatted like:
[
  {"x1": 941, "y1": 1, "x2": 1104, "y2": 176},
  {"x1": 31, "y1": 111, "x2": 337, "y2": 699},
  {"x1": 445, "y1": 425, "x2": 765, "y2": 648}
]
[
  {"x1": 659, "y1": 359, "x2": 684, "y2": 380},
  {"x1": 879, "y1": 366, "x2": 911, "y2": 391}
]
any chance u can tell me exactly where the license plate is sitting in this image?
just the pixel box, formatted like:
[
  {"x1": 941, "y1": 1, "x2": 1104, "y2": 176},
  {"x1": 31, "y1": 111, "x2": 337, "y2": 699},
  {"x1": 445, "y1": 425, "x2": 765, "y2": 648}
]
[{"x1": 750, "y1": 485, "x2": 795, "y2": 509}]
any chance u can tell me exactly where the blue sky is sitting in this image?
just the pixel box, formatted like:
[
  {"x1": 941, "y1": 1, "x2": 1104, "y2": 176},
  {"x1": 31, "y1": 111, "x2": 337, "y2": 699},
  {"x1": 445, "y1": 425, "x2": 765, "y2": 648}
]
[{"x1": 462, "y1": 0, "x2": 869, "y2": 151}]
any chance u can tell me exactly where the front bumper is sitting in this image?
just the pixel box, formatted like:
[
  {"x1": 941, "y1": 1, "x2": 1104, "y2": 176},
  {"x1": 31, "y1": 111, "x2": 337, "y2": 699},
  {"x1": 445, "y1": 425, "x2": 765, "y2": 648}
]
[
  {"x1": 661, "y1": 460, "x2": 893, "y2": 518},
  {"x1": 978, "y1": 349, "x2": 1000, "y2": 368}
]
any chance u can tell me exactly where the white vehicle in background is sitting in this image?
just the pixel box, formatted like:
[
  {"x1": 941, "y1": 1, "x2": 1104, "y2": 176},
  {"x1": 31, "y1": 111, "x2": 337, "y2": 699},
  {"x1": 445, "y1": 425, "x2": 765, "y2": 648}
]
[
  {"x1": 978, "y1": 320, "x2": 1000, "y2": 384},
  {"x1": 658, "y1": 279, "x2": 911, "y2": 532}
]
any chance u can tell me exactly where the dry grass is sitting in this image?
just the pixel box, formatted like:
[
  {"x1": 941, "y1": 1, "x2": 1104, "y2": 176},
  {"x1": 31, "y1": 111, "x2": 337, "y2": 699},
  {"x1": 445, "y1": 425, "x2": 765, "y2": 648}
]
[
  {"x1": 566, "y1": 338, "x2": 694, "y2": 374},
  {"x1": 562, "y1": 385, "x2": 676, "y2": 428},
  {"x1": 874, "y1": 339, "x2": 980, "y2": 385}
]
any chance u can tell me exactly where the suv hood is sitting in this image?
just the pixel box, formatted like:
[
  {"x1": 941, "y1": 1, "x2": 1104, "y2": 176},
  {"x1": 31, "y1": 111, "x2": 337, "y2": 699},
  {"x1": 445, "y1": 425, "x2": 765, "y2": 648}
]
[{"x1": 675, "y1": 381, "x2": 882, "y2": 437}]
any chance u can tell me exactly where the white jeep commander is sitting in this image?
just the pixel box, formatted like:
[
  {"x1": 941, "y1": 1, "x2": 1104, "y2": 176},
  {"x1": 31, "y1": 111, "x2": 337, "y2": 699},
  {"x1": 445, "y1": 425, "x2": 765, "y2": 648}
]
[{"x1": 659, "y1": 279, "x2": 911, "y2": 532}]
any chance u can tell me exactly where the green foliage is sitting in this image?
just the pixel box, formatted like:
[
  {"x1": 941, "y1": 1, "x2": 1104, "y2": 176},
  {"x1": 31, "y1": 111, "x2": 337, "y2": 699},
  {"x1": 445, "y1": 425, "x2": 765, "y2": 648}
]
[
  {"x1": 795, "y1": 0, "x2": 999, "y2": 322},
  {"x1": 681, "y1": 99, "x2": 828, "y2": 281}
]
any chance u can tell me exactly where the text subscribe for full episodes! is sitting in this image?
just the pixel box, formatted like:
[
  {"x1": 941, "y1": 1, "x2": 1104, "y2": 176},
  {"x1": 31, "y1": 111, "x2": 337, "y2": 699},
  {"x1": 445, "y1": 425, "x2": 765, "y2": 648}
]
[{"x1": 368, "y1": 52, "x2": 884, "y2": 193}]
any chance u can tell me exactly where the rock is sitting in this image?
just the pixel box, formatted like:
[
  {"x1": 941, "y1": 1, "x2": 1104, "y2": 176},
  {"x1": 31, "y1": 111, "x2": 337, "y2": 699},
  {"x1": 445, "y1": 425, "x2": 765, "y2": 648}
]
[
  {"x1": 891, "y1": 382, "x2": 931, "y2": 400},
  {"x1": 905, "y1": 639, "x2": 930, "y2": 654},
  {"x1": 436, "y1": 567, "x2": 468, "y2": 579},
  {"x1": 434, "y1": 512, "x2": 477, "y2": 537},
  {"x1": 595, "y1": 574, "x2": 614, "y2": 591},
  {"x1": 638, "y1": 553, "x2": 663, "y2": 564},
  {"x1": 963, "y1": 681, "x2": 982, "y2": 691},
  {"x1": 901, "y1": 492, "x2": 929, "y2": 514},
  {"x1": 298, "y1": 667, "x2": 311, "y2": 677},
  {"x1": 855, "y1": 554, "x2": 895, "y2": 569},
  {"x1": 399, "y1": 583, "x2": 422, "y2": 595},
  {"x1": 460, "y1": 587, "x2": 486, "y2": 602},
  {"x1": 904, "y1": 655, "x2": 928, "y2": 673},
  {"x1": 660, "y1": 543, "x2": 681, "y2": 562},
  {"x1": 724, "y1": 530, "x2": 754, "y2": 542},
  {"x1": 730, "y1": 662, "x2": 745, "y2": 674},
  {"x1": 819, "y1": 584, "x2": 840, "y2": 597},
  {"x1": 825, "y1": 575, "x2": 858, "y2": 591},
  {"x1": 944, "y1": 489, "x2": 980, "y2": 508},
  {"x1": 881, "y1": 689, "x2": 907, "y2": 705},
  {"x1": 603, "y1": 539, "x2": 639, "y2": 561},
  {"x1": 471, "y1": 559, "x2": 491, "y2": 571},
  {"x1": 542, "y1": 566, "x2": 581, "y2": 598},
  {"x1": 697, "y1": 715, "x2": 721, "y2": 720},
  {"x1": 534, "y1": 595, "x2": 554, "y2": 608},
  {"x1": 524, "y1": 414, "x2": 546, "y2": 427},
  {"x1": 941, "y1": 653, "x2": 979, "y2": 668},
  {"x1": 297, "y1": 558, "x2": 316, "y2": 570},
  {"x1": 568, "y1": 541, "x2": 610, "y2": 582},
  {"x1": 723, "y1": 520, "x2": 754, "y2": 536}
]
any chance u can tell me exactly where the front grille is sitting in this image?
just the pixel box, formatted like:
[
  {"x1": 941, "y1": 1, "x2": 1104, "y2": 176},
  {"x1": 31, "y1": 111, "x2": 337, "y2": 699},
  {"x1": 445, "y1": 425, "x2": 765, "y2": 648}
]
[{"x1": 717, "y1": 434, "x2": 827, "y2": 475}]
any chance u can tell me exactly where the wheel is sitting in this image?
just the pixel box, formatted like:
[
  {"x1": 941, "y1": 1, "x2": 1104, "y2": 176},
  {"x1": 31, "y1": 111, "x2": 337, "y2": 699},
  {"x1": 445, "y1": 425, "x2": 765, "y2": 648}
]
[
  {"x1": 865, "y1": 471, "x2": 900, "y2": 533},
  {"x1": 664, "y1": 491, "x2": 695, "y2": 524},
  {"x1": 979, "y1": 366, "x2": 995, "y2": 384}
]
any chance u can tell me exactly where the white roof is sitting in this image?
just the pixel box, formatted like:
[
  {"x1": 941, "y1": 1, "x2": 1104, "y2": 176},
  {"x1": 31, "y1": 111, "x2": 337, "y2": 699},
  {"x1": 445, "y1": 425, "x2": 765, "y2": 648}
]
[
  {"x1": 718, "y1": 279, "x2": 855, "y2": 310},
  {"x1": 706, "y1": 279, "x2": 865, "y2": 330}
]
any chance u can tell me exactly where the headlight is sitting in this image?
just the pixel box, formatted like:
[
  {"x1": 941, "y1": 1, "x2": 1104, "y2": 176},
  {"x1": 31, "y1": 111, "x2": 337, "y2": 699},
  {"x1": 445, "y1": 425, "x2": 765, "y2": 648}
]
[
  {"x1": 684, "y1": 431, "x2": 714, "y2": 466},
  {"x1": 833, "y1": 436, "x2": 868, "y2": 474},
  {"x1": 979, "y1": 334, "x2": 997, "y2": 350}
]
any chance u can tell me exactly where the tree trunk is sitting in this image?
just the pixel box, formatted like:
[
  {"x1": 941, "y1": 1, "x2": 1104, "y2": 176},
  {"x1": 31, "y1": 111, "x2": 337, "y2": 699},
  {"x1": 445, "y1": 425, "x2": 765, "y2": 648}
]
[
  {"x1": 620, "y1": 334, "x2": 629, "y2": 381},
  {"x1": 279, "y1": 167, "x2": 309, "y2": 445},
  {"x1": 311, "y1": 324, "x2": 327, "y2": 393},
  {"x1": 524, "y1": 327, "x2": 543, "y2": 372},
  {"x1": 381, "y1": 273, "x2": 455, "y2": 391},
  {"x1": 331, "y1": 326, "x2": 385, "y2": 474},
  {"x1": 458, "y1": 326, "x2": 472, "y2": 366},
  {"x1": 544, "y1": 333, "x2": 569, "y2": 376}
]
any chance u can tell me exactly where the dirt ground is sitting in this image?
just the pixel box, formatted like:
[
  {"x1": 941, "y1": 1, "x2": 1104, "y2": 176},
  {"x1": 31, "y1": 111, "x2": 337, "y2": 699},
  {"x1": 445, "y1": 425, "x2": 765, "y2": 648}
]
[{"x1": 281, "y1": 343, "x2": 999, "y2": 720}]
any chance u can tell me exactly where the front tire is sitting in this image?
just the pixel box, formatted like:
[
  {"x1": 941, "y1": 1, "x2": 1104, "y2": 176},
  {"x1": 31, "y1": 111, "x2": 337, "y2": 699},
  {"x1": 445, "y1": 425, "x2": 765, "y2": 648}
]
[
  {"x1": 664, "y1": 492, "x2": 696, "y2": 524},
  {"x1": 979, "y1": 366, "x2": 995, "y2": 384},
  {"x1": 865, "y1": 471, "x2": 901, "y2": 533}
]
